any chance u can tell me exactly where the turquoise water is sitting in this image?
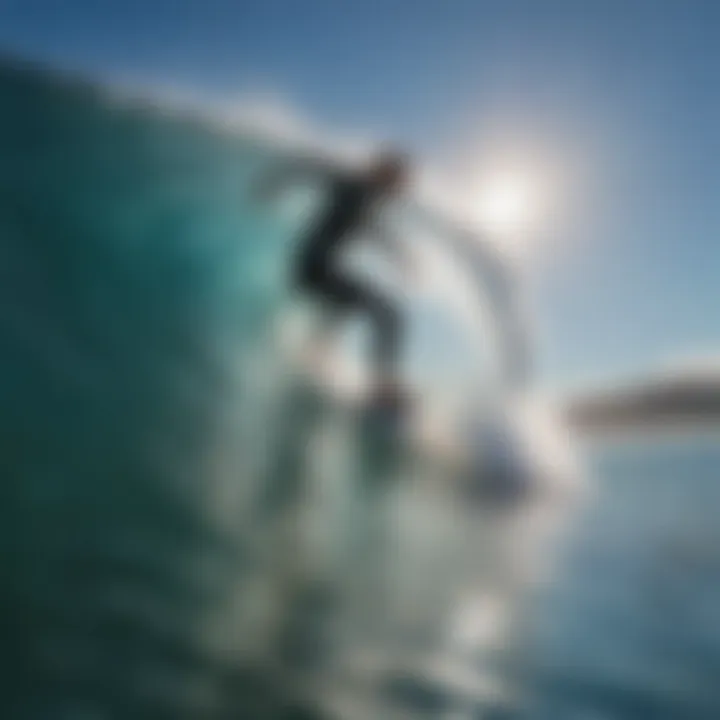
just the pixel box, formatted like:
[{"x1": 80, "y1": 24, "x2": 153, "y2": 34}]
[
  {"x1": 3, "y1": 58, "x2": 720, "y2": 719},
  {"x1": 0, "y1": 58, "x2": 298, "y2": 718}
]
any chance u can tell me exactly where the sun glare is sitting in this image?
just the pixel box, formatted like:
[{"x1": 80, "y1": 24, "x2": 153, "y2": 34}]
[{"x1": 475, "y1": 170, "x2": 540, "y2": 239}]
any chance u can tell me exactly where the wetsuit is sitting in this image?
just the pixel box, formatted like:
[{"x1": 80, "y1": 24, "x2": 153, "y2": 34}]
[{"x1": 292, "y1": 174, "x2": 400, "y2": 380}]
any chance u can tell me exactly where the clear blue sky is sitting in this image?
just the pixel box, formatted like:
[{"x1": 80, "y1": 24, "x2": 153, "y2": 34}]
[{"x1": 2, "y1": 0, "x2": 719, "y2": 389}]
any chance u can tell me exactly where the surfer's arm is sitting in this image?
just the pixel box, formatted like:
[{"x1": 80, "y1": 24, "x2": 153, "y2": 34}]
[
  {"x1": 251, "y1": 154, "x2": 347, "y2": 201},
  {"x1": 406, "y1": 202, "x2": 511, "y2": 294}
]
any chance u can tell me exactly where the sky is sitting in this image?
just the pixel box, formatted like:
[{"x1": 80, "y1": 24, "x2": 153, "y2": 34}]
[{"x1": 2, "y1": 0, "x2": 719, "y2": 390}]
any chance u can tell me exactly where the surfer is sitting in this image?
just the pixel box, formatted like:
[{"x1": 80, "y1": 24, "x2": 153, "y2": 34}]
[{"x1": 255, "y1": 152, "x2": 412, "y2": 408}]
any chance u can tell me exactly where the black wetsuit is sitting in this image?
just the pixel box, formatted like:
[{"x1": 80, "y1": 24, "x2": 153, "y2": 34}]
[{"x1": 292, "y1": 175, "x2": 400, "y2": 378}]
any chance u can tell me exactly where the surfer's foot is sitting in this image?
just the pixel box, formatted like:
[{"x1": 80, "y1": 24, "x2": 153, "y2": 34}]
[{"x1": 370, "y1": 379, "x2": 410, "y2": 414}]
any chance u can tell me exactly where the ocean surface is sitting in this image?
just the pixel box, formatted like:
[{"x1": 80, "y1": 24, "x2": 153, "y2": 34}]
[
  {"x1": 2, "y1": 58, "x2": 720, "y2": 719},
  {"x1": 525, "y1": 432, "x2": 720, "y2": 720}
]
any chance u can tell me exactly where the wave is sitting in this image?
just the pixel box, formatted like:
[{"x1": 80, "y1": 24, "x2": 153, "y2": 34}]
[{"x1": 0, "y1": 55, "x2": 583, "y2": 719}]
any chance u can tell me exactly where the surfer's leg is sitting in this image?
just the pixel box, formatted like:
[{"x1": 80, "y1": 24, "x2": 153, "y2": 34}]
[
  {"x1": 294, "y1": 260, "x2": 346, "y2": 370},
  {"x1": 313, "y1": 269, "x2": 401, "y2": 391},
  {"x1": 364, "y1": 289, "x2": 401, "y2": 387}
]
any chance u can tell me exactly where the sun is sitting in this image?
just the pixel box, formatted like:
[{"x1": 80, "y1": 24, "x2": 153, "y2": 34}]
[{"x1": 475, "y1": 170, "x2": 540, "y2": 239}]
